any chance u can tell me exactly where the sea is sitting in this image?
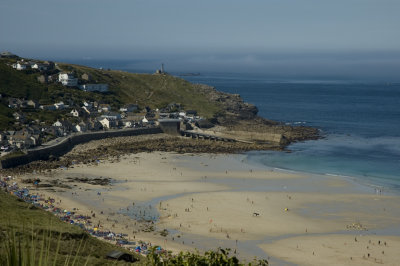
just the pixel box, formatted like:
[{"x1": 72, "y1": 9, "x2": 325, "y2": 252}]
[
  {"x1": 182, "y1": 72, "x2": 400, "y2": 193},
  {"x1": 70, "y1": 60, "x2": 400, "y2": 193}
]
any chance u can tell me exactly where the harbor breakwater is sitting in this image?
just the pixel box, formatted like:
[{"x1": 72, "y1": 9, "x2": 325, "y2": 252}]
[{"x1": 0, "y1": 127, "x2": 162, "y2": 169}]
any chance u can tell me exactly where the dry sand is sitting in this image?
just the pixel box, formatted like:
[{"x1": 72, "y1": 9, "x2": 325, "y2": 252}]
[
  {"x1": 19, "y1": 152, "x2": 400, "y2": 265},
  {"x1": 260, "y1": 234, "x2": 400, "y2": 266}
]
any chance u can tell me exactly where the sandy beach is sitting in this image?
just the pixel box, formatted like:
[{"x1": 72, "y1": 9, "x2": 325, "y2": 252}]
[{"x1": 18, "y1": 151, "x2": 400, "y2": 265}]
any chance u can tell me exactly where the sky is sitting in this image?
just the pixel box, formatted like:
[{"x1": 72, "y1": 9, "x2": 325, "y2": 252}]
[{"x1": 1, "y1": 0, "x2": 400, "y2": 79}]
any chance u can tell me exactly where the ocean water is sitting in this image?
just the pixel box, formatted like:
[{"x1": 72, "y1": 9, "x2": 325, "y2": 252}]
[{"x1": 182, "y1": 73, "x2": 400, "y2": 192}]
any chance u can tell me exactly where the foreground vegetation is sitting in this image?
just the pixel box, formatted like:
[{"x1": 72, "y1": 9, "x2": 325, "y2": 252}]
[
  {"x1": 148, "y1": 248, "x2": 268, "y2": 266},
  {"x1": 0, "y1": 190, "x2": 143, "y2": 265}
]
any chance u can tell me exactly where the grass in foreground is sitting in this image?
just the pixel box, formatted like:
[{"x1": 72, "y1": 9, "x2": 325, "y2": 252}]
[{"x1": 0, "y1": 190, "x2": 144, "y2": 265}]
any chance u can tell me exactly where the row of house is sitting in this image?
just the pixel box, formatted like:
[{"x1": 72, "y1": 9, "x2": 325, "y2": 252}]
[
  {"x1": 8, "y1": 97, "x2": 74, "y2": 112},
  {"x1": 7, "y1": 59, "x2": 108, "y2": 93},
  {"x1": 0, "y1": 126, "x2": 43, "y2": 150},
  {"x1": 39, "y1": 101, "x2": 68, "y2": 111},
  {"x1": 8, "y1": 98, "x2": 39, "y2": 109},
  {"x1": 58, "y1": 72, "x2": 109, "y2": 92},
  {"x1": 12, "y1": 60, "x2": 55, "y2": 71},
  {"x1": 1, "y1": 107, "x2": 202, "y2": 151}
]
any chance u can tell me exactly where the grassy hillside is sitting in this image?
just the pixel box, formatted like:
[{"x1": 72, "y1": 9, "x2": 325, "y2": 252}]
[
  {"x1": 0, "y1": 58, "x2": 223, "y2": 132},
  {"x1": 58, "y1": 63, "x2": 222, "y2": 118},
  {"x1": 0, "y1": 59, "x2": 221, "y2": 120},
  {"x1": 0, "y1": 103, "x2": 13, "y2": 129},
  {"x1": 0, "y1": 61, "x2": 122, "y2": 107},
  {"x1": 0, "y1": 190, "x2": 144, "y2": 265}
]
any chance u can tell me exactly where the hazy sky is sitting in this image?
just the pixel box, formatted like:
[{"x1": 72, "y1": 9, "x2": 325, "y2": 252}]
[{"x1": 1, "y1": 0, "x2": 400, "y2": 78}]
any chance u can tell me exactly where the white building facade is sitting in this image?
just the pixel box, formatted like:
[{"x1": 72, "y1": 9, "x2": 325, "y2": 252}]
[
  {"x1": 58, "y1": 73, "x2": 78, "y2": 87},
  {"x1": 12, "y1": 63, "x2": 28, "y2": 70}
]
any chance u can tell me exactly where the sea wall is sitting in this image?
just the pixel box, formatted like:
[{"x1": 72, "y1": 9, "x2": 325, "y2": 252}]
[
  {"x1": 222, "y1": 130, "x2": 286, "y2": 144},
  {"x1": 0, "y1": 127, "x2": 162, "y2": 169}
]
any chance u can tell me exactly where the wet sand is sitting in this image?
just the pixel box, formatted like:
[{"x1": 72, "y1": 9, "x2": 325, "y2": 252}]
[{"x1": 19, "y1": 152, "x2": 400, "y2": 265}]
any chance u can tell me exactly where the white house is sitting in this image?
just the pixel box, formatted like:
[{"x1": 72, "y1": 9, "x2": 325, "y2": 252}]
[
  {"x1": 122, "y1": 121, "x2": 132, "y2": 128},
  {"x1": 54, "y1": 101, "x2": 65, "y2": 110},
  {"x1": 99, "y1": 117, "x2": 118, "y2": 129},
  {"x1": 31, "y1": 63, "x2": 48, "y2": 71},
  {"x1": 53, "y1": 120, "x2": 62, "y2": 127},
  {"x1": 58, "y1": 73, "x2": 78, "y2": 87},
  {"x1": 12, "y1": 62, "x2": 28, "y2": 70},
  {"x1": 70, "y1": 109, "x2": 79, "y2": 117},
  {"x1": 73, "y1": 124, "x2": 82, "y2": 132},
  {"x1": 79, "y1": 84, "x2": 108, "y2": 92},
  {"x1": 99, "y1": 117, "x2": 110, "y2": 129}
]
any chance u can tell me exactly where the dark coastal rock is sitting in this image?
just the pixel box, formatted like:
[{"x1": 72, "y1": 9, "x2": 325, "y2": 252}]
[
  {"x1": 66, "y1": 177, "x2": 110, "y2": 186},
  {"x1": 194, "y1": 84, "x2": 260, "y2": 124}
]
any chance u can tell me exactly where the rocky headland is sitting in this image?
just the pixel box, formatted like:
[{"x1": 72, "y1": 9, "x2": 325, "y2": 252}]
[
  {"x1": 0, "y1": 57, "x2": 319, "y2": 173},
  {"x1": 194, "y1": 83, "x2": 319, "y2": 145}
]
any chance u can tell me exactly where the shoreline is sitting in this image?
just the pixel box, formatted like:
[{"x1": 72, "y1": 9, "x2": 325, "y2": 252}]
[
  {"x1": 10, "y1": 151, "x2": 400, "y2": 265},
  {"x1": 0, "y1": 134, "x2": 285, "y2": 176},
  {"x1": 244, "y1": 149, "x2": 400, "y2": 197}
]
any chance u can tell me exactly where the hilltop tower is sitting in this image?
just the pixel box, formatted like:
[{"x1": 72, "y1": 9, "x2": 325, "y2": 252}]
[{"x1": 155, "y1": 63, "x2": 166, "y2": 75}]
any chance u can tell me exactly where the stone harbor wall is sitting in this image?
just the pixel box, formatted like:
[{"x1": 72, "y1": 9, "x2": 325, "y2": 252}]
[
  {"x1": 158, "y1": 119, "x2": 181, "y2": 135},
  {"x1": 0, "y1": 127, "x2": 162, "y2": 169}
]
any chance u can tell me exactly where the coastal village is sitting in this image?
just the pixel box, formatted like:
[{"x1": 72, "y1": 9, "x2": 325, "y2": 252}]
[{"x1": 0, "y1": 52, "x2": 206, "y2": 156}]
